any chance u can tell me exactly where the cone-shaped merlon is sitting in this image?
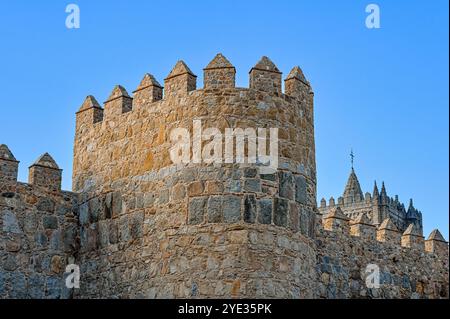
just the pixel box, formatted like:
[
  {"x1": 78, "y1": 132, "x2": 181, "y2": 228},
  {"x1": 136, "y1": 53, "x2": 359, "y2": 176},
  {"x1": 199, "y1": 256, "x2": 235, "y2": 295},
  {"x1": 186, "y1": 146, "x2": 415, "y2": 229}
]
[
  {"x1": 403, "y1": 223, "x2": 422, "y2": 236},
  {"x1": 0, "y1": 144, "x2": 17, "y2": 161},
  {"x1": 352, "y1": 214, "x2": 371, "y2": 225},
  {"x1": 136, "y1": 73, "x2": 162, "y2": 90},
  {"x1": 166, "y1": 60, "x2": 196, "y2": 79},
  {"x1": 251, "y1": 56, "x2": 281, "y2": 73},
  {"x1": 427, "y1": 229, "x2": 446, "y2": 242},
  {"x1": 204, "y1": 53, "x2": 234, "y2": 69},
  {"x1": 106, "y1": 85, "x2": 131, "y2": 102},
  {"x1": 286, "y1": 66, "x2": 307, "y2": 82},
  {"x1": 325, "y1": 207, "x2": 349, "y2": 220},
  {"x1": 78, "y1": 95, "x2": 101, "y2": 112},
  {"x1": 31, "y1": 153, "x2": 60, "y2": 169},
  {"x1": 379, "y1": 218, "x2": 398, "y2": 231}
]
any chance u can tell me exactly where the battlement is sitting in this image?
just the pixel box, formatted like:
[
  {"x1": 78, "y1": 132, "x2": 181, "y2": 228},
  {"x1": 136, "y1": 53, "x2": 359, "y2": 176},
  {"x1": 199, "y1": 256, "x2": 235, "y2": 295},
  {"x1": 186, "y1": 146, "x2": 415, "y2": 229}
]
[
  {"x1": 316, "y1": 211, "x2": 448, "y2": 298},
  {"x1": 319, "y1": 209, "x2": 447, "y2": 255},
  {"x1": 0, "y1": 145, "x2": 66, "y2": 192},
  {"x1": 0, "y1": 146, "x2": 78, "y2": 299},
  {"x1": 74, "y1": 54, "x2": 313, "y2": 128}
]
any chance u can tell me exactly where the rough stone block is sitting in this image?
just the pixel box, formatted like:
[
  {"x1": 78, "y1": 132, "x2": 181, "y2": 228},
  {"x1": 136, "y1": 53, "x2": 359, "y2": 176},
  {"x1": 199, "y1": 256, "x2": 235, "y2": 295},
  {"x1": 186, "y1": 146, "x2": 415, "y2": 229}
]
[
  {"x1": 35, "y1": 232, "x2": 48, "y2": 247},
  {"x1": 118, "y1": 215, "x2": 130, "y2": 242},
  {"x1": 295, "y1": 175, "x2": 307, "y2": 204},
  {"x1": 9, "y1": 272, "x2": 26, "y2": 298},
  {"x1": 50, "y1": 230, "x2": 62, "y2": 250},
  {"x1": 289, "y1": 202, "x2": 299, "y2": 232},
  {"x1": 171, "y1": 184, "x2": 186, "y2": 201},
  {"x1": 260, "y1": 173, "x2": 276, "y2": 181},
  {"x1": 223, "y1": 195, "x2": 241, "y2": 223},
  {"x1": 299, "y1": 208, "x2": 309, "y2": 236},
  {"x1": 130, "y1": 211, "x2": 144, "y2": 239},
  {"x1": 225, "y1": 180, "x2": 241, "y2": 193},
  {"x1": 243, "y1": 167, "x2": 257, "y2": 178},
  {"x1": 143, "y1": 192, "x2": 155, "y2": 207},
  {"x1": 274, "y1": 197, "x2": 289, "y2": 227},
  {"x1": 2, "y1": 210, "x2": 21, "y2": 234},
  {"x1": 207, "y1": 196, "x2": 223, "y2": 223},
  {"x1": 244, "y1": 179, "x2": 261, "y2": 193},
  {"x1": 43, "y1": 216, "x2": 58, "y2": 229},
  {"x1": 188, "y1": 197, "x2": 207, "y2": 225},
  {"x1": 257, "y1": 199, "x2": 272, "y2": 224},
  {"x1": 88, "y1": 197, "x2": 101, "y2": 223},
  {"x1": 79, "y1": 202, "x2": 89, "y2": 225},
  {"x1": 46, "y1": 277, "x2": 61, "y2": 299},
  {"x1": 112, "y1": 191, "x2": 122, "y2": 217},
  {"x1": 98, "y1": 220, "x2": 109, "y2": 247},
  {"x1": 188, "y1": 181, "x2": 204, "y2": 196},
  {"x1": 244, "y1": 194, "x2": 257, "y2": 223},
  {"x1": 109, "y1": 219, "x2": 119, "y2": 244},
  {"x1": 28, "y1": 274, "x2": 45, "y2": 298},
  {"x1": 104, "y1": 193, "x2": 113, "y2": 219},
  {"x1": 37, "y1": 198, "x2": 55, "y2": 212},
  {"x1": 159, "y1": 189, "x2": 170, "y2": 204},
  {"x1": 279, "y1": 171, "x2": 294, "y2": 200}
]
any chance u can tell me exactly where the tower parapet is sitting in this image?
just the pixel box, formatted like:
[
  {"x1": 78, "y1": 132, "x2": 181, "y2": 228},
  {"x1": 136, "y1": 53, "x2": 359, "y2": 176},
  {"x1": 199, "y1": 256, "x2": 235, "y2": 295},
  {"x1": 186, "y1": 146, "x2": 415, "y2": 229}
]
[
  {"x1": 164, "y1": 60, "x2": 197, "y2": 97},
  {"x1": 284, "y1": 66, "x2": 311, "y2": 99},
  {"x1": 249, "y1": 56, "x2": 282, "y2": 96},
  {"x1": 28, "y1": 153, "x2": 62, "y2": 191},
  {"x1": 350, "y1": 214, "x2": 376, "y2": 240},
  {"x1": 203, "y1": 53, "x2": 236, "y2": 89},
  {"x1": 425, "y1": 229, "x2": 448, "y2": 256},
  {"x1": 133, "y1": 73, "x2": 163, "y2": 107},
  {"x1": 401, "y1": 223, "x2": 424, "y2": 249},
  {"x1": 376, "y1": 218, "x2": 401, "y2": 243},
  {"x1": 323, "y1": 207, "x2": 349, "y2": 232},
  {"x1": 104, "y1": 85, "x2": 133, "y2": 118},
  {"x1": 0, "y1": 144, "x2": 19, "y2": 182}
]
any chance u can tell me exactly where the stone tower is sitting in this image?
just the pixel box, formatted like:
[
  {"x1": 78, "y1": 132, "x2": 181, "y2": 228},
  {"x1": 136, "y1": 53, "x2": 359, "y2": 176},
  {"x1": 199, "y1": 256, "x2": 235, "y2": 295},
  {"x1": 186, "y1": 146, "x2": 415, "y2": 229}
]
[{"x1": 71, "y1": 54, "x2": 318, "y2": 298}]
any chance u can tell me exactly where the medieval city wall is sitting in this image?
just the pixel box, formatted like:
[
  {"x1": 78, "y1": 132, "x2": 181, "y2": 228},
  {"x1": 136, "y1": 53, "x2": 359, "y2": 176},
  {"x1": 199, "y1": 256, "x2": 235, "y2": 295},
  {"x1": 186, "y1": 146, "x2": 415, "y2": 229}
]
[
  {"x1": 0, "y1": 154, "x2": 78, "y2": 298},
  {"x1": 0, "y1": 54, "x2": 447, "y2": 299},
  {"x1": 315, "y1": 211, "x2": 448, "y2": 299}
]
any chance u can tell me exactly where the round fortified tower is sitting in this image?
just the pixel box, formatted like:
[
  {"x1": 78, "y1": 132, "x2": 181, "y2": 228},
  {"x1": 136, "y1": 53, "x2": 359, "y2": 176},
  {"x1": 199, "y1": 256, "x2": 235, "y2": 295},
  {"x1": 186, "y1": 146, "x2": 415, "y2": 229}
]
[{"x1": 73, "y1": 54, "x2": 317, "y2": 298}]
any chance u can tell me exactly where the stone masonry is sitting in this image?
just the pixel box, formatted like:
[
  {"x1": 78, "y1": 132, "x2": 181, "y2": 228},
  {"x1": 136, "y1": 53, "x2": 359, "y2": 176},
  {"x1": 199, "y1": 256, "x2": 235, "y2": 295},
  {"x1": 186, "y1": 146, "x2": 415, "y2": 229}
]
[{"x1": 0, "y1": 54, "x2": 448, "y2": 299}]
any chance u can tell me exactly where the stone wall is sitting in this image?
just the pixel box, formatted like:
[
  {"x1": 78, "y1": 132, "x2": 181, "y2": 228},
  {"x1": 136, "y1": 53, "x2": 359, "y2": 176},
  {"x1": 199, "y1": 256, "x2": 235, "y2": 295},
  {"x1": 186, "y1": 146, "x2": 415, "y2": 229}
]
[
  {"x1": 315, "y1": 211, "x2": 448, "y2": 299},
  {"x1": 0, "y1": 154, "x2": 78, "y2": 299}
]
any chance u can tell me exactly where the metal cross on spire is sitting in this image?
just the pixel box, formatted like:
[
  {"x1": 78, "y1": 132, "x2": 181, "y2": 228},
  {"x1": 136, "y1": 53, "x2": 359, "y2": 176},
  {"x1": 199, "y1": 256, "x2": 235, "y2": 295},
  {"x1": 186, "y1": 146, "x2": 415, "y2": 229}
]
[{"x1": 350, "y1": 149, "x2": 355, "y2": 170}]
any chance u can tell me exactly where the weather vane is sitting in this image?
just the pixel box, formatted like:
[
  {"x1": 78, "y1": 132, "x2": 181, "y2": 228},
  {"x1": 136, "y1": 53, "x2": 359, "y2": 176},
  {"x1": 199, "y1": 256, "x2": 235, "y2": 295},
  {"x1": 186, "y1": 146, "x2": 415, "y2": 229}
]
[{"x1": 350, "y1": 149, "x2": 355, "y2": 169}]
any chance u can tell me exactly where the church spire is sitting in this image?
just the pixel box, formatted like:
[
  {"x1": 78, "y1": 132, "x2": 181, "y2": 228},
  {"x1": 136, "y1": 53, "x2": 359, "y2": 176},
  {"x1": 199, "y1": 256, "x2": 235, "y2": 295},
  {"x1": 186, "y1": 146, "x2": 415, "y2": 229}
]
[
  {"x1": 373, "y1": 180, "x2": 379, "y2": 198},
  {"x1": 381, "y1": 181, "x2": 387, "y2": 195},
  {"x1": 380, "y1": 181, "x2": 388, "y2": 204},
  {"x1": 343, "y1": 168, "x2": 364, "y2": 205}
]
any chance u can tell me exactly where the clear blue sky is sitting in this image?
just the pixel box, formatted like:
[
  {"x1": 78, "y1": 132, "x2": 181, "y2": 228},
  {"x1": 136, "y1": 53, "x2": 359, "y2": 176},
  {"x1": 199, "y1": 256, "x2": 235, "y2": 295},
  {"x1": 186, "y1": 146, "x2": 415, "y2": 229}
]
[{"x1": 0, "y1": 1, "x2": 448, "y2": 239}]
